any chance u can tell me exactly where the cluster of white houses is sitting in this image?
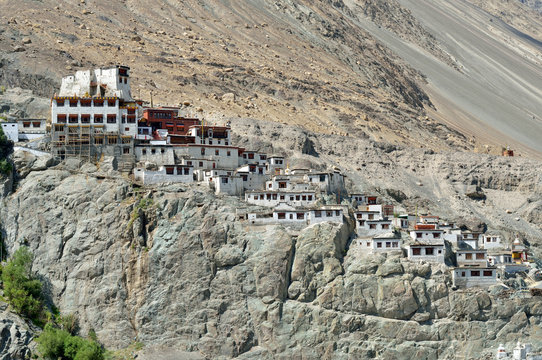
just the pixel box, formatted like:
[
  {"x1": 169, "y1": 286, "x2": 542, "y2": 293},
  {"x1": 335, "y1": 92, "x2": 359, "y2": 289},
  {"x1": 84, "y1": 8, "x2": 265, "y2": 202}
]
[{"x1": 45, "y1": 66, "x2": 538, "y2": 290}]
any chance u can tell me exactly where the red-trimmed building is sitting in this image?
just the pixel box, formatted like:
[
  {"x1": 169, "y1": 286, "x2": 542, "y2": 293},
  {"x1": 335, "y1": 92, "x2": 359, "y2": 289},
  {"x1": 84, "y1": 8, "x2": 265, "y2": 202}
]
[{"x1": 142, "y1": 107, "x2": 200, "y2": 136}]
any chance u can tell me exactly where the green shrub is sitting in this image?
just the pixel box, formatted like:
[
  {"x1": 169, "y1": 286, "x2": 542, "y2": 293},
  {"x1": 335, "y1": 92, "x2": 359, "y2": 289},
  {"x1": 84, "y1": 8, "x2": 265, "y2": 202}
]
[
  {"x1": 35, "y1": 323, "x2": 70, "y2": 359},
  {"x1": 58, "y1": 313, "x2": 79, "y2": 335},
  {"x1": 2, "y1": 246, "x2": 43, "y2": 319},
  {"x1": 36, "y1": 322, "x2": 104, "y2": 360}
]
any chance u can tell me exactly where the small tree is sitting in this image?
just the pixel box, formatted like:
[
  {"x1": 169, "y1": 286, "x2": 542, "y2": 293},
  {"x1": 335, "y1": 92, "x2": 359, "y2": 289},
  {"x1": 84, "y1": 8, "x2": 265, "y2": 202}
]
[
  {"x1": 1, "y1": 246, "x2": 42, "y2": 319},
  {"x1": 0, "y1": 125, "x2": 13, "y2": 175}
]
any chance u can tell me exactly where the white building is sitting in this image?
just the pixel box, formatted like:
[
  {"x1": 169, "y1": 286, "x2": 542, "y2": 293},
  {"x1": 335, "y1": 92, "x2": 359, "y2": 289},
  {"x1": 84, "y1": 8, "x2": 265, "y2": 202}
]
[
  {"x1": 480, "y1": 234, "x2": 503, "y2": 249},
  {"x1": 358, "y1": 232, "x2": 402, "y2": 253},
  {"x1": 17, "y1": 119, "x2": 46, "y2": 140},
  {"x1": 245, "y1": 190, "x2": 317, "y2": 207},
  {"x1": 59, "y1": 65, "x2": 133, "y2": 100},
  {"x1": 187, "y1": 125, "x2": 232, "y2": 146},
  {"x1": 239, "y1": 150, "x2": 268, "y2": 166},
  {"x1": 0, "y1": 122, "x2": 18, "y2": 142},
  {"x1": 452, "y1": 267, "x2": 498, "y2": 288},
  {"x1": 461, "y1": 231, "x2": 482, "y2": 249},
  {"x1": 407, "y1": 242, "x2": 446, "y2": 263},
  {"x1": 392, "y1": 216, "x2": 409, "y2": 230},
  {"x1": 304, "y1": 171, "x2": 345, "y2": 194},
  {"x1": 213, "y1": 175, "x2": 243, "y2": 196},
  {"x1": 267, "y1": 155, "x2": 285, "y2": 175},
  {"x1": 308, "y1": 207, "x2": 344, "y2": 224},
  {"x1": 173, "y1": 145, "x2": 242, "y2": 170},
  {"x1": 409, "y1": 225, "x2": 444, "y2": 242},
  {"x1": 134, "y1": 165, "x2": 194, "y2": 184},
  {"x1": 456, "y1": 249, "x2": 488, "y2": 267}
]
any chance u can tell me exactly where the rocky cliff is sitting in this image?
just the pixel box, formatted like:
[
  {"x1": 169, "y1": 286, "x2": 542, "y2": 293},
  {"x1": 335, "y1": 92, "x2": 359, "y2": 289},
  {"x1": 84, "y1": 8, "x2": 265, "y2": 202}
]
[{"x1": 2, "y1": 124, "x2": 542, "y2": 358}]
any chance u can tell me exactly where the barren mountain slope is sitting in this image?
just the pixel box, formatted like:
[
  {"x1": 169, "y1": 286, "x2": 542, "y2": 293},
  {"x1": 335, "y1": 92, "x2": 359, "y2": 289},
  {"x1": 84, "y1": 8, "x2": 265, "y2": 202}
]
[{"x1": 0, "y1": 0, "x2": 484, "y2": 153}]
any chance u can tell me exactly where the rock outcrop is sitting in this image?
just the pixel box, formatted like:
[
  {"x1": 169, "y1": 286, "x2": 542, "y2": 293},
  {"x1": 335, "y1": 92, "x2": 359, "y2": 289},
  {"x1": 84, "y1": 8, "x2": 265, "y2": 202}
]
[{"x1": 1, "y1": 147, "x2": 542, "y2": 358}]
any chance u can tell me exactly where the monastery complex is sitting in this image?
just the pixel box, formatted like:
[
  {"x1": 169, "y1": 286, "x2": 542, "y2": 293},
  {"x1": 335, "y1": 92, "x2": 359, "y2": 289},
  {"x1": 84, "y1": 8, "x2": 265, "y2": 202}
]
[{"x1": 11, "y1": 66, "x2": 538, "y2": 293}]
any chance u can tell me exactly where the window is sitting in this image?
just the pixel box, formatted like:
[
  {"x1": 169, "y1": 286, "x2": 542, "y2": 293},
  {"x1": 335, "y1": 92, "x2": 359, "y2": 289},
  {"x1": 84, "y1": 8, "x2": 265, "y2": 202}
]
[
  {"x1": 289, "y1": 214, "x2": 294, "y2": 219},
  {"x1": 93, "y1": 99, "x2": 104, "y2": 107},
  {"x1": 272, "y1": 194, "x2": 277, "y2": 200},
  {"x1": 107, "y1": 114, "x2": 117, "y2": 123},
  {"x1": 57, "y1": 115, "x2": 66, "y2": 123},
  {"x1": 461, "y1": 271, "x2": 466, "y2": 277},
  {"x1": 199, "y1": 162, "x2": 203, "y2": 167},
  {"x1": 465, "y1": 253, "x2": 473, "y2": 260},
  {"x1": 32, "y1": 122, "x2": 41, "y2": 128},
  {"x1": 368, "y1": 214, "x2": 374, "y2": 220},
  {"x1": 80, "y1": 99, "x2": 91, "y2": 107},
  {"x1": 425, "y1": 247, "x2": 434, "y2": 255},
  {"x1": 258, "y1": 168, "x2": 263, "y2": 174},
  {"x1": 227, "y1": 151, "x2": 231, "y2": 157},
  {"x1": 433, "y1": 233, "x2": 440, "y2": 238},
  {"x1": 81, "y1": 114, "x2": 90, "y2": 123},
  {"x1": 69, "y1": 100, "x2": 78, "y2": 107},
  {"x1": 221, "y1": 177, "x2": 228, "y2": 184},
  {"x1": 302, "y1": 195, "x2": 307, "y2": 201},
  {"x1": 369, "y1": 224, "x2": 376, "y2": 229},
  {"x1": 416, "y1": 233, "x2": 422, "y2": 238},
  {"x1": 94, "y1": 115, "x2": 103, "y2": 123},
  {"x1": 335, "y1": 210, "x2": 340, "y2": 216},
  {"x1": 382, "y1": 224, "x2": 389, "y2": 229},
  {"x1": 319, "y1": 174, "x2": 326, "y2": 182},
  {"x1": 23, "y1": 122, "x2": 30, "y2": 128},
  {"x1": 56, "y1": 99, "x2": 65, "y2": 107},
  {"x1": 108, "y1": 99, "x2": 116, "y2": 107},
  {"x1": 123, "y1": 148, "x2": 130, "y2": 154},
  {"x1": 279, "y1": 182, "x2": 287, "y2": 189},
  {"x1": 127, "y1": 115, "x2": 136, "y2": 123},
  {"x1": 69, "y1": 114, "x2": 78, "y2": 123},
  {"x1": 253, "y1": 195, "x2": 258, "y2": 200},
  {"x1": 297, "y1": 213, "x2": 304, "y2": 220},
  {"x1": 108, "y1": 136, "x2": 117, "y2": 145},
  {"x1": 248, "y1": 153, "x2": 254, "y2": 159},
  {"x1": 260, "y1": 195, "x2": 264, "y2": 200},
  {"x1": 161, "y1": 149, "x2": 165, "y2": 154},
  {"x1": 166, "y1": 167, "x2": 174, "y2": 175},
  {"x1": 308, "y1": 195, "x2": 313, "y2": 201},
  {"x1": 314, "y1": 211, "x2": 321, "y2": 218},
  {"x1": 280, "y1": 195, "x2": 285, "y2": 200},
  {"x1": 377, "y1": 242, "x2": 382, "y2": 248},
  {"x1": 392, "y1": 242, "x2": 398, "y2": 248},
  {"x1": 412, "y1": 248, "x2": 421, "y2": 256},
  {"x1": 151, "y1": 149, "x2": 156, "y2": 154},
  {"x1": 94, "y1": 137, "x2": 103, "y2": 145},
  {"x1": 476, "y1": 253, "x2": 485, "y2": 260},
  {"x1": 483, "y1": 270, "x2": 493, "y2": 277},
  {"x1": 326, "y1": 211, "x2": 332, "y2": 217},
  {"x1": 215, "y1": 150, "x2": 219, "y2": 156},
  {"x1": 386, "y1": 242, "x2": 391, "y2": 248},
  {"x1": 242, "y1": 175, "x2": 248, "y2": 181},
  {"x1": 142, "y1": 149, "x2": 147, "y2": 155},
  {"x1": 266, "y1": 194, "x2": 271, "y2": 200},
  {"x1": 201, "y1": 148, "x2": 206, "y2": 155},
  {"x1": 471, "y1": 271, "x2": 480, "y2": 277},
  {"x1": 290, "y1": 196, "x2": 294, "y2": 201}
]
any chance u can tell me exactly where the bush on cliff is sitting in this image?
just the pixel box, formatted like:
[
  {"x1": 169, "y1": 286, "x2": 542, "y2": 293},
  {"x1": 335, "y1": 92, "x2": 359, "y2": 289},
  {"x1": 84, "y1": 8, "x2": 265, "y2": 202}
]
[
  {"x1": 36, "y1": 322, "x2": 105, "y2": 360},
  {"x1": 0, "y1": 124, "x2": 13, "y2": 175},
  {"x1": 1, "y1": 246, "x2": 42, "y2": 320}
]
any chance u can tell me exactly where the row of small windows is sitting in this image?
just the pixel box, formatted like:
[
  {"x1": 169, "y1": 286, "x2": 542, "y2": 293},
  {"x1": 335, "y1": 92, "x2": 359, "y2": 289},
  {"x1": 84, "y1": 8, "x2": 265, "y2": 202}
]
[
  {"x1": 370, "y1": 241, "x2": 400, "y2": 248},
  {"x1": 459, "y1": 270, "x2": 494, "y2": 277},
  {"x1": 252, "y1": 194, "x2": 314, "y2": 201},
  {"x1": 242, "y1": 153, "x2": 267, "y2": 160},
  {"x1": 56, "y1": 99, "x2": 118, "y2": 107},
  {"x1": 56, "y1": 114, "x2": 136, "y2": 124}
]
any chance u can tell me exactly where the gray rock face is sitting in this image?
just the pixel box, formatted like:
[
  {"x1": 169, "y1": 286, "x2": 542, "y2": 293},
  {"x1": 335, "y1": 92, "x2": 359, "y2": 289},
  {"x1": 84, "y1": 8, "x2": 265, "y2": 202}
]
[
  {"x1": 2, "y1": 135, "x2": 542, "y2": 358},
  {"x1": 0, "y1": 305, "x2": 35, "y2": 360}
]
